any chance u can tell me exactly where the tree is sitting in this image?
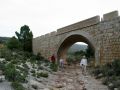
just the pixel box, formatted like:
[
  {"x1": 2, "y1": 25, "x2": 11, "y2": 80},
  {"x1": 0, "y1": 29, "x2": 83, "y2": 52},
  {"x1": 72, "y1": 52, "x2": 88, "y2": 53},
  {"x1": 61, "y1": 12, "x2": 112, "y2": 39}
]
[
  {"x1": 15, "y1": 25, "x2": 33, "y2": 52},
  {"x1": 7, "y1": 36, "x2": 20, "y2": 50},
  {"x1": 85, "y1": 46, "x2": 94, "y2": 58}
]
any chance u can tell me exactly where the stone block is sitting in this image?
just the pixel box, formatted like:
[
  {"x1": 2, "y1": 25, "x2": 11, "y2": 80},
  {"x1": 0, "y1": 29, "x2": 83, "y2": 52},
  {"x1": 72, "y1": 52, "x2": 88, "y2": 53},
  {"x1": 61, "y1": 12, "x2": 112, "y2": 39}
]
[{"x1": 103, "y1": 11, "x2": 118, "y2": 21}]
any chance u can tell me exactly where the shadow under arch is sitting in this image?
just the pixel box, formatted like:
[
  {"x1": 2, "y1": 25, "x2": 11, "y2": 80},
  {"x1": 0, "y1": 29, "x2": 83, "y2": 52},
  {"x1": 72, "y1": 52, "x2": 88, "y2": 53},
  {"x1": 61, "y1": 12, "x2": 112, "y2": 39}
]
[{"x1": 57, "y1": 32, "x2": 96, "y2": 64}]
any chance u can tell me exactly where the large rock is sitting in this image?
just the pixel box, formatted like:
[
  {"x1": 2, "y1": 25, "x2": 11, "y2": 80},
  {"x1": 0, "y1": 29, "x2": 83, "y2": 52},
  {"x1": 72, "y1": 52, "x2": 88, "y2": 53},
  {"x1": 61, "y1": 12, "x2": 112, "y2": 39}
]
[{"x1": 29, "y1": 80, "x2": 46, "y2": 89}]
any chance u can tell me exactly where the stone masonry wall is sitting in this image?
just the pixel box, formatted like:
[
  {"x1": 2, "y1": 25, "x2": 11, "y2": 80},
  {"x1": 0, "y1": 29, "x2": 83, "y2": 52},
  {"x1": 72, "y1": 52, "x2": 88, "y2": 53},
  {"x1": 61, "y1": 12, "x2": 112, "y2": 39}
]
[{"x1": 33, "y1": 11, "x2": 120, "y2": 64}]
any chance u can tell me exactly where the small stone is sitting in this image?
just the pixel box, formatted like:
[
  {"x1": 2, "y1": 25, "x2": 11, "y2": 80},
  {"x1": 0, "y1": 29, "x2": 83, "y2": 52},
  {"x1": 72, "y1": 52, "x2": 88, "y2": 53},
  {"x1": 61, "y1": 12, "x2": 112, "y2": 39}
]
[
  {"x1": 67, "y1": 84, "x2": 75, "y2": 90},
  {"x1": 114, "y1": 88, "x2": 118, "y2": 90},
  {"x1": 108, "y1": 83, "x2": 113, "y2": 87},
  {"x1": 98, "y1": 73, "x2": 103, "y2": 77},
  {"x1": 55, "y1": 83, "x2": 64, "y2": 88},
  {"x1": 44, "y1": 88, "x2": 50, "y2": 90},
  {"x1": 67, "y1": 78, "x2": 73, "y2": 83}
]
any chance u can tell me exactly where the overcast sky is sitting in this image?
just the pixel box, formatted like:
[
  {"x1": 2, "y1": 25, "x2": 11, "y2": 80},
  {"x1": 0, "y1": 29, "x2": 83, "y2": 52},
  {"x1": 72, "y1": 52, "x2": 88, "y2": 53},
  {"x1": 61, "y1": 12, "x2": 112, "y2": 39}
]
[{"x1": 0, "y1": 0, "x2": 120, "y2": 38}]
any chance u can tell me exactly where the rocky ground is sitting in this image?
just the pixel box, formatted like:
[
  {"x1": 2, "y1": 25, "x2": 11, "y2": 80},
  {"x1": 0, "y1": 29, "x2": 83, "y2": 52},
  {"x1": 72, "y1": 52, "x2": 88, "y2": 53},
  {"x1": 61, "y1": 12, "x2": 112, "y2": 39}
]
[
  {"x1": 27, "y1": 65, "x2": 108, "y2": 90},
  {"x1": 0, "y1": 61, "x2": 108, "y2": 90}
]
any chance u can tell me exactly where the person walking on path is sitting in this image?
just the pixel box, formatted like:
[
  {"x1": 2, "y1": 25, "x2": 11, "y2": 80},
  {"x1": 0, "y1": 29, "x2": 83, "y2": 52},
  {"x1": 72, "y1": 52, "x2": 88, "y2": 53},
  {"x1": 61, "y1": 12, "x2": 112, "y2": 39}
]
[
  {"x1": 51, "y1": 54, "x2": 56, "y2": 64},
  {"x1": 80, "y1": 56, "x2": 87, "y2": 75},
  {"x1": 59, "y1": 58, "x2": 64, "y2": 69}
]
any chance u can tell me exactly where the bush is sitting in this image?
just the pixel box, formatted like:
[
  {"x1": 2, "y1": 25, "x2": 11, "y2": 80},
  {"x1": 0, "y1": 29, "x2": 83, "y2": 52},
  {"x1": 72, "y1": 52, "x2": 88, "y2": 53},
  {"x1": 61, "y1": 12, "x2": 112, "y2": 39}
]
[
  {"x1": 37, "y1": 72, "x2": 48, "y2": 78},
  {"x1": 30, "y1": 55, "x2": 37, "y2": 63},
  {"x1": 24, "y1": 51, "x2": 33, "y2": 58},
  {"x1": 112, "y1": 80, "x2": 120, "y2": 88},
  {"x1": 5, "y1": 63, "x2": 26, "y2": 82},
  {"x1": 92, "y1": 59, "x2": 120, "y2": 89},
  {"x1": 30, "y1": 69, "x2": 36, "y2": 74},
  {"x1": 16, "y1": 66, "x2": 28, "y2": 77},
  {"x1": 66, "y1": 55, "x2": 74, "y2": 65},
  {"x1": 38, "y1": 66, "x2": 44, "y2": 70},
  {"x1": 11, "y1": 82, "x2": 25, "y2": 90},
  {"x1": 7, "y1": 37, "x2": 20, "y2": 50},
  {"x1": 36, "y1": 52, "x2": 44, "y2": 60},
  {"x1": 93, "y1": 68, "x2": 102, "y2": 76},
  {"x1": 111, "y1": 59, "x2": 120, "y2": 76},
  {"x1": 102, "y1": 77, "x2": 109, "y2": 85},
  {"x1": 5, "y1": 63, "x2": 18, "y2": 81},
  {"x1": 32, "y1": 73, "x2": 36, "y2": 77},
  {"x1": 11, "y1": 59, "x2": 19, "y2": 64},
  {"x1": 50, "y1": 63, "x2": 58, "y2": 72},
  {"x1": 0, "y1": 62, "x2": 5, "y2": 71}
]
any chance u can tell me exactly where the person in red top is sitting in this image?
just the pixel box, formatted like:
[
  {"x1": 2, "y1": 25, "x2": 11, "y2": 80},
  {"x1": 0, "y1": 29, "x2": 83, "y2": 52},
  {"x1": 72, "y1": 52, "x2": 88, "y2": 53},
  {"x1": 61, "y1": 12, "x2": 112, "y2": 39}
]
[{"x1": 51, "y1": 54, "x2": 56, "y2": 64}]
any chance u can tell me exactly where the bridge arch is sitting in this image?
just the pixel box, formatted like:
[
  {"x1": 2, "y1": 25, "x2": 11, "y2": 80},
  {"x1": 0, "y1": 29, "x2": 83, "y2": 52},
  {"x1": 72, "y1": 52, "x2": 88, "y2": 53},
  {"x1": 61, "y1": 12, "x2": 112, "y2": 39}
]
[{"x1": 57, "y1": 31, "x2": 98, "y2": 65}]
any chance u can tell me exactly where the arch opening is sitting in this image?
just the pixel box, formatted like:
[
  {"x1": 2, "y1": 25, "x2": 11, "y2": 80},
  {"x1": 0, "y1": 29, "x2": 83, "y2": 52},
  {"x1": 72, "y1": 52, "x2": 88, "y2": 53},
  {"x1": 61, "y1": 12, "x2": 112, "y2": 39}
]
[{"x1": 57, "y1": 35, "x2": 95, "y2": 66}]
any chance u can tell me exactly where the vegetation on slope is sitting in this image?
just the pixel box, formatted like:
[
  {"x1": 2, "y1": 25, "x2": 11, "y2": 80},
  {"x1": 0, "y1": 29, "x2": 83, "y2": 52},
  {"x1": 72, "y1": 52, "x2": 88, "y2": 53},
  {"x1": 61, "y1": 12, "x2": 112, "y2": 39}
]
[
  {"x1": 0, "y1": 25, "x2": 57, "y2": 90},
  {"x1": 92, "y1": 60, "x2": 120, "y2": 90}
]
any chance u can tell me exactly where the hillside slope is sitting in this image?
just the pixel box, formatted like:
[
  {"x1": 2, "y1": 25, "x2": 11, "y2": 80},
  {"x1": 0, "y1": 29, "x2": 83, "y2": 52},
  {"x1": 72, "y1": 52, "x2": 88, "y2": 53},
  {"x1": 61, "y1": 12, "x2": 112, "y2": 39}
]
[{"x1": 68, "y1": 44, "x2": 87, "y2": 53}]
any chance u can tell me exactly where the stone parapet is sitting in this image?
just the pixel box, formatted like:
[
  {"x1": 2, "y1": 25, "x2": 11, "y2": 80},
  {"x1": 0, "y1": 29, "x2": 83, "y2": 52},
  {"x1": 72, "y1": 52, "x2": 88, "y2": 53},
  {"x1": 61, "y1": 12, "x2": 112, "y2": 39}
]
[
  {"x1": 57, "y1": 16, "x2": 100, "y2": 35},
  {"x1": 103, "y1": 11, "x2": 118, "y2": 21}
]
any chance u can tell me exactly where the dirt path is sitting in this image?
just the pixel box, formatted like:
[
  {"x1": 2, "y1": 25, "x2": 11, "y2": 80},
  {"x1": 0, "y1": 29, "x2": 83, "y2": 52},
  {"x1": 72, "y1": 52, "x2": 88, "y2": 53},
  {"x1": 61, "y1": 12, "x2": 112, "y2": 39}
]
[{"x1": 47, "y1": 65, "x2": 108, "y2": 90}]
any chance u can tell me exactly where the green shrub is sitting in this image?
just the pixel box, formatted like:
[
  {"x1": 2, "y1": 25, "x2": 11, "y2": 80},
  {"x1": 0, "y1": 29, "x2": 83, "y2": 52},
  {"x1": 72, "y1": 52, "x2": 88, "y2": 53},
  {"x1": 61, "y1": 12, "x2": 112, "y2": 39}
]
[
  {"x1": 36, "y1": 52, "x2": 44, "y2": 60},
  {"x1": 0, "y1": 48, "x2": 12, "y2": 61},
  {"x1": 11, "y1": 59, "x2": 18, "y2": 64},
  {"x1": 102, "y1": 77, "x2": 109, "y2": 85},
  {"x1": 37, "y1": 72, "x2": 48, "y2": 78},
  {"x1": 38, "y1": 66, "x2": 44, "y2": 70},
  {"x1": 5, "y1": 63, "x2": 17, "y2": 81},
  {"x1": 16, "y1": 73, "x2": 27, "y2": 83},
  {"x1": 66, "y1": 55, "x2": 74, "y2": 65},
  {"x1": 32, "y1": 73, "x2": 36, "y2": 77},
  {"x1": 7, "y1": 37, "x2": 20, "y2": 50},
  {"x1": 92, "y1": 59, "x2": 120, "y2": 90},
  {"x1": 30, "y1": 69, "x2": 35, "y2": 73},
  {"x1": 112, "y1": 59, "x2": 120, "y2": 76},
  {"x1": 0, "y1": 62, "x2": 5, "y2": 71},
  {"x1": 22, "y1": 63, "x2": 29, "y2": 70},
  {"x1": 50, "y1": 63, "x2": 58, "y2": 72},
  {"x1": 0, "y1": 48, "x2": 6, "y2": 58},
  {"x1": 5, "y1": 63, "x2": 26, "y2": 82},
  {"x1": 11, "y1": 82, "x2": 25, "y2": 90},
  {"x1": 30, "y1": 56, "x2": 37, "y2": 63},
  {"x1": 16, "y1": 66, "x2": 28, "y2": 76},
  {"x1": 112, "y1": 80, "x2": 120, "y2": 88},
  {"x1": 24, "y1": 52, "x2": 33, "y2": 58},
  {"x1": 93, "y1": 68, "x2": 102, "y2": 76}
]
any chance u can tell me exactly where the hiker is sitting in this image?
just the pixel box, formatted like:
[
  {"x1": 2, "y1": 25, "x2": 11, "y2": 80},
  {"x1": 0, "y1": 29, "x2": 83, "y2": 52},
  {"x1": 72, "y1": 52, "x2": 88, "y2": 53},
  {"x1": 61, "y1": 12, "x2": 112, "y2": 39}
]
[
  {"x1": 59, "y1": 58, "x2": 64, "y2": 69},
  {"x1": 80, "y1": 56, "x2": 87, "y2": 75},
  {"x1": 51, "y1": 54, "x2": 56, "y2": 64}
]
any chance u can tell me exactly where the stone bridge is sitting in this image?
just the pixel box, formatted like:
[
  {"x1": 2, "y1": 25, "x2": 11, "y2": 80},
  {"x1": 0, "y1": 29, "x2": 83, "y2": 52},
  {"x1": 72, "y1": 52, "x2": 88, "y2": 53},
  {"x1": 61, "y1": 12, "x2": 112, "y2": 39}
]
[{"x1": 33, "y1": 11, "x2": 120, "y2": 65}]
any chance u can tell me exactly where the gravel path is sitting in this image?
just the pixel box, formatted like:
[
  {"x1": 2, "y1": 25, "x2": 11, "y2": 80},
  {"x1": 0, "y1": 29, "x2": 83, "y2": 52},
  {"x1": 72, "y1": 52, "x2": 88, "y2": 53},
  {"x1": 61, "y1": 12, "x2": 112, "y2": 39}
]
[{"x1": 47, "y1": 65, "x2": 108, "y2": 90}]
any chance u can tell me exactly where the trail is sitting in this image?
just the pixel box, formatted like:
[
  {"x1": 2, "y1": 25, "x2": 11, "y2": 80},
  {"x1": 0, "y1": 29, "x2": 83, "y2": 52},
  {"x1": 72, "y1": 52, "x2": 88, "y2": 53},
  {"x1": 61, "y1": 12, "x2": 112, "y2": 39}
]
[
  {"x1": 0, "y1": 65, "x2": 108, "y2": 90},
  {"x1": 48, "y1": 65, "x2": 108, "y2": 90}
]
